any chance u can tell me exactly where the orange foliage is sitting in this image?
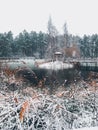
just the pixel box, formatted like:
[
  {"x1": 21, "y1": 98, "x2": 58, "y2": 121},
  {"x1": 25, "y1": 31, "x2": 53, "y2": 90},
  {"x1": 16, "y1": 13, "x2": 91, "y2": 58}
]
[
  {"x1": 56, "y1": 91, "x2": 64, "y2": 98},
  {"x1": 64, "y1": 44, "x2": 80, "y2": 58},
  {"x1": 32, "y1": 92, "x2": 40, "y2": 100},
  {"x1": 14, "y1": 97, "x2": 18, "y2": 103},
  {"x1": 54, "y1": 104, "x2": 63, "y2": 113},
  {"x1": 4, "y1": 67, "x2": 14, "y2": 77},
  {"x1": 19, "y1": 101, "x2": 29, "y2": 122},
  {"x1": 90, "y1": 80, "x2": 98, "y2": 87}
]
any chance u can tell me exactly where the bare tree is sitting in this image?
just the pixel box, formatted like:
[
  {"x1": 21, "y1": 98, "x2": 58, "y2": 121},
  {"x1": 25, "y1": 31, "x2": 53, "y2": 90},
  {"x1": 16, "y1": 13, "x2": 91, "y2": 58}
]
[
  {"x1": 63, "y1": 22, "x2": 69, "y2": 47},
  {"x1": 46, "y1": 16, "x2": 58, "y2": 59}
]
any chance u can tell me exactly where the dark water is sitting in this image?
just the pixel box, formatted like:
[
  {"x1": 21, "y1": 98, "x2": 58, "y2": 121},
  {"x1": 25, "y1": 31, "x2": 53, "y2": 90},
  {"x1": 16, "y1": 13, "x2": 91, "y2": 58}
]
[
  {"x1": 32, "y1": 68, "x2": 81, "y2": 85},
  {"x1": 16, "y1": 66, "x2": 98, "y2": 86}
]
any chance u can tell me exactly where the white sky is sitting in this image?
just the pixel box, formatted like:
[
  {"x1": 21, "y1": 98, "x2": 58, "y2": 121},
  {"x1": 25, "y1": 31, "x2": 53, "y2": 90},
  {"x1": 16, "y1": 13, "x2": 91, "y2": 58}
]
[{"x1": 0, "y1": 0, "x2": 98, "y2": 36}]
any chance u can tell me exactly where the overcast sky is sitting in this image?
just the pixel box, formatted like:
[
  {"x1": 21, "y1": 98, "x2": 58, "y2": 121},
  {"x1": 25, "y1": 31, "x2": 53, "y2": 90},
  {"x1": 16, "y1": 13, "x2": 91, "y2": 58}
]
[{"x1": 0, "y1": 0, "x2": 98, "y2": 36}]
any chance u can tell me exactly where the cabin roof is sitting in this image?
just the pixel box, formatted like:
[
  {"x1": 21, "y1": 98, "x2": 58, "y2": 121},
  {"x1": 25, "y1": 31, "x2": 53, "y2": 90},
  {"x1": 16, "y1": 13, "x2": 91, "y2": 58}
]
[{"x1": 54, "y1": 52, "x2": 62, "y2": 55}]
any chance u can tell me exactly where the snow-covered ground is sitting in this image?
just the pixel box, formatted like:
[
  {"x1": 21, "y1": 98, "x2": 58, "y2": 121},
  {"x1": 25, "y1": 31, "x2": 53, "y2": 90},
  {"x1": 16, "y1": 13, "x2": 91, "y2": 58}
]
[
  {"x1": 74, "y1": 127, "x2": 98, "y2": 130},
  {"x1": 38, "y1": 61, "x2": 73, "y2": 70},
  {"x1": 0, "y1": 70, "x2": 98, "y2": 129}
]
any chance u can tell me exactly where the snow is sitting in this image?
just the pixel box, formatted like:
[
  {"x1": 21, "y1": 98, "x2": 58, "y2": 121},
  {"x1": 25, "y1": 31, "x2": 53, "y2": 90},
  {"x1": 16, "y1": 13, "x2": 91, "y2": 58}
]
[
  {"x1": 74, "y1": 127, "x2": 98, "y2": 130},
  {"x1": 1, "y1": 67, "x2": 98, "y2": 129},
  {"x1": 38, "y1": 61, "x2": 73, "y2": 70}
]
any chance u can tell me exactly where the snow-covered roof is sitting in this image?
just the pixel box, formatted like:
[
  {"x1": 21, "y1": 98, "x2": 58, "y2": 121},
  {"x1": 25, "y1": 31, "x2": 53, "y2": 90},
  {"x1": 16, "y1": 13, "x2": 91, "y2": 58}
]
[{"x1": 54, "y1": 52, "x2": 62, "y2": 55}]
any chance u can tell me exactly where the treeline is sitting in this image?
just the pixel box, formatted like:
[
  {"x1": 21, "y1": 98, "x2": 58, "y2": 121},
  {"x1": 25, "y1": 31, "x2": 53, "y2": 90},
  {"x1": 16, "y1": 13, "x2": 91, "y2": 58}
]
[
  {"x1": 0, "y1": 30, "x2": 80, "y2": 58},
  {"x1": 0, "y1": 30, "x2": 48, "y2": 58},
  {"x1": 0, "y1": 18, "x2": 98, "y2": 58},
  {"x1": 79, "y1": 34, "x2": 98, "y2": 58}
]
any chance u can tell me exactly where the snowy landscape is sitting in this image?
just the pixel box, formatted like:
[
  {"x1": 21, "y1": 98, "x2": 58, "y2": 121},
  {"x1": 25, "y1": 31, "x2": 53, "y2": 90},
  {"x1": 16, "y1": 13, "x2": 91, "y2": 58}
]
[
  {"x1": 0, "y1": 67, "x2": 98, "y2": 130},
  {"x1": 0, "y1": 0, "x2": 98, "y2": 129},
  {"x1": 74, "y1": 127, "x2": 98, "y2": 130}
]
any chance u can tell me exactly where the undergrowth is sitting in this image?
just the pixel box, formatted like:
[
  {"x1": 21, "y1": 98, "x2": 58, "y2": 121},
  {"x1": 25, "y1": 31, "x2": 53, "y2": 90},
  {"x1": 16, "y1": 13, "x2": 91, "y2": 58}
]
[{"x1": 0, "y1": 65, "x2": 98, "y2": 130}]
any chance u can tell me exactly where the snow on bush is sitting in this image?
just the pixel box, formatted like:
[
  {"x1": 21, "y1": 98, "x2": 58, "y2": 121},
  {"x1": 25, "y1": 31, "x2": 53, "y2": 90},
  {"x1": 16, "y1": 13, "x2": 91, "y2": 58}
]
[
  {"x1": 0, "y1": 70, "x2": 98, "y2": 130},
  {"x1": 74, "y1": 126, "x2": 98, "y2": 130}
]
